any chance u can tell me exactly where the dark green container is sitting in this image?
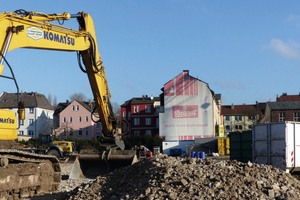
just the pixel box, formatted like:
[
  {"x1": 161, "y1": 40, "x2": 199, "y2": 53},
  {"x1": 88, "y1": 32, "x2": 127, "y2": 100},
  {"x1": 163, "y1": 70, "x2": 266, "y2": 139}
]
[{"x1": 229, "y1": 131, "x2": 252, "y2": 163}]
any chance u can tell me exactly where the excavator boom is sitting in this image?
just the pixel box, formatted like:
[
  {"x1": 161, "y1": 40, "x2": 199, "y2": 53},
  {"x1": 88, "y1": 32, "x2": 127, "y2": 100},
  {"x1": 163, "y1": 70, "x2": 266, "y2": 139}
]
[{"x1": 0, "y1": 9, "x2": 137, "y2": 197}]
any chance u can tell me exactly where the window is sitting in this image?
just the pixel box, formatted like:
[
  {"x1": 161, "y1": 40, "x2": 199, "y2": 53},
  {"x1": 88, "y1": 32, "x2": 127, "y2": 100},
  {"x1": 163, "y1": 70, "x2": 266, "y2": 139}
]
[
  {"x1": 29, "y1": 108, "x2": 34, "y2": 114},
  {"x1": 77, "y1": 105, "x2": 80, "y2": 110},
  {"x1": 128, "y1": 112, "x2": 131, "y2": 119},
  {"x1": 235, "y1": 116, "x2": 242, "y2": 121},
  {"x1": 133, "y1": 130, "x2": 140, "y2": 137},
  {"x1": 279, "y1": 112, "x2": 285, "y2": 122},
  {"x1": 85, "y1": 116, "x2": 89, "y2": 122},
  {"x1": 78, "y1": 116, "x2": 82, "y2": 122},
  {"x1": 19, "y1": 131, "x2": 24, "y2": 135},
  {"x1": 79, "y1": 129, "x2": 82, "y2": 136},
  {"x1": 29, "y1": 119, "x2": 34, "y2": 126},
  {"x1": 69, "y1": 117, "x2": 73, "y2": 123},
  {"x1": 248, "y1": 115, "x2": 255, "y2": 120},
  {"x1": 63, "y1": 117, "x2": 66, "y2": 123},
  {"x1": 134, "y1": 106, "x2": 139, "y2": 113},
  {"x1": 72, "y1": 105, "x2": 75, "y2": 111},
  {"x1": 145, "y1": 105, "x2": 151, "y2": 113},
  {"x1": 145, "y1": 118, "x2": 151, "y2": 125},
  {"x1": 20, "y1": 120, "x2": 24, "y2": 126},
  {"x1": 293, "y1": 112, "x2": 300, "y2": 122},
  {"x1": 134, "y1": 118, "x2": 140, "y2": 126},
  {"x1": 225, "y1": 125, "x2": 231, "y2": 131},
  {"x1": 96, "y1": 122, "x2": 101, "y2": 129},
  {"x1": 145, "y1": 130, "x2": 152, "y2": 136},
  {"x1": 225, "y1": 116, "x2": 230, "y2": 121},
  {"x1": 235, "y1": 125, "x2": 242, "y2": 130},
  {"x1": 85, "y1": 128, "x2": 88, "y2": 136},
  {"x1": 28, "y1": 130, "x2": 34, "y2": 136},
  {"x1": 122, "y1": 111, "x2": 126, "y2": 118}
]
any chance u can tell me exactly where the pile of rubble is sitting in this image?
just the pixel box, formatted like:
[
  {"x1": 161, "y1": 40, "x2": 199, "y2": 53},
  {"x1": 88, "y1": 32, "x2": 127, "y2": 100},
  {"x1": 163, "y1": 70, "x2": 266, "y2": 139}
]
[{"x1": 65, "y1": 154, "x2": 300, "y2": 200}]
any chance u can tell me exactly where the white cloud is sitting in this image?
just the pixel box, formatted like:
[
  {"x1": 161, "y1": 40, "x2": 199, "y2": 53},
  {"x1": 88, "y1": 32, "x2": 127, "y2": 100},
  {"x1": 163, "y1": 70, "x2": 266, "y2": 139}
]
[{"x1": 270, "y1": 39, "x2": 299, "y2": 60}]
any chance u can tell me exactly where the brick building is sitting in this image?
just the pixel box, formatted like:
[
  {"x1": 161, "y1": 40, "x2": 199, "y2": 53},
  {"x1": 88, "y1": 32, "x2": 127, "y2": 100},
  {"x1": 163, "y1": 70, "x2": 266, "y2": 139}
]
[{"x1": 120, "y1": 96, "x2": 160, "y2": 137}]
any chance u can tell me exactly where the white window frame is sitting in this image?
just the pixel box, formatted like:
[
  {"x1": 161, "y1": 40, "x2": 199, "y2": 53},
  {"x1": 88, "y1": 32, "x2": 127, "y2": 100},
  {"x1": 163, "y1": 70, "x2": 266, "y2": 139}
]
[
  {"x1": 293, "y1": 112, "x2": 300, "y2": 122},
  {"x1": 29, "y1": 108, "x2": 34, "y2": 114},
  {"x1": 279, "y1": 112, "x2": 285, "y2": 122},
  {"x1": 29, "y1": 119, "x2": 34, "y2": 126},
  {"x1": 134, "y1": 106, "x2": 139, "y2": 113}
]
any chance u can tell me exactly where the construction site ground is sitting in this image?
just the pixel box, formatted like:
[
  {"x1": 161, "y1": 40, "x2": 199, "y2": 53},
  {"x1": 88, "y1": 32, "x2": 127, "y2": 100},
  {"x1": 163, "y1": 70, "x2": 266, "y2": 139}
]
[{"x1": 28, "y1": 154, "x2": 300, "y2": 200}]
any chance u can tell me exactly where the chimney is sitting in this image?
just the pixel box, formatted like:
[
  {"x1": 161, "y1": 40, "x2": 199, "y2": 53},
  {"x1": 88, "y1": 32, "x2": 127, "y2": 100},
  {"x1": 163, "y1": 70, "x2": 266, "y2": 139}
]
[
  {"x1": 183, "y1": 70, "x2": 189, "y2": 75},
  {"x1": 231, "y1": 103, "x2": 234, "y2": 110}
]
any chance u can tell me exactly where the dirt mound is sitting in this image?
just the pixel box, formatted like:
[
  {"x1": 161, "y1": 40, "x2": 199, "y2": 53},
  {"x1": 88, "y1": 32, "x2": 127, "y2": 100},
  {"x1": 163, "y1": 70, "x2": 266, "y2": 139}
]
[{"x1": 66, "y1": 154, "x2": 300, "y2": 200}]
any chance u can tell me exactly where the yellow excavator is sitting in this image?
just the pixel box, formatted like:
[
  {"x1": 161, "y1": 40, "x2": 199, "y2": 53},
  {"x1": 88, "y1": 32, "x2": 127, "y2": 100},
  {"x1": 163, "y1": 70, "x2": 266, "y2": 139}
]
[{"x1": 0, "y1": 9, "x2": 137, "y2": 199}]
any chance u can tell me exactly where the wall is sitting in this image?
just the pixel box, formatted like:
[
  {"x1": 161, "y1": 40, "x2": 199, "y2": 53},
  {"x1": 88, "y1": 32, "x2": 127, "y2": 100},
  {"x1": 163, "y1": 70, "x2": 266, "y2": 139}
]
[
  {"x1": 159, "y1": 71, "x2": 215, "y2": 140},
  {"x1": 55, "y1": 100, "x2": 101, "y2": 140}
]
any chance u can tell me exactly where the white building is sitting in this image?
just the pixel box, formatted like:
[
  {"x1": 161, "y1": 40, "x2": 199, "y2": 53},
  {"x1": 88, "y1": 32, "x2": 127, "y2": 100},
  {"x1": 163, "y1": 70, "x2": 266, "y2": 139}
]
[
  {"x1": 159, "y1": 70, "x2": 222, "y2": 155},
  {"x1": 0, "y1": 92, "x2": 54, "y2": 140}
]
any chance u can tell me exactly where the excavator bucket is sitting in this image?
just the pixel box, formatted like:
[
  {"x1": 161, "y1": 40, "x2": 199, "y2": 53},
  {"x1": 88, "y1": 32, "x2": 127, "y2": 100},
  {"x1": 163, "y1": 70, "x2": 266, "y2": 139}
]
[{"x1": 69, "y1": 148, "x2": 138, "y2": 179}]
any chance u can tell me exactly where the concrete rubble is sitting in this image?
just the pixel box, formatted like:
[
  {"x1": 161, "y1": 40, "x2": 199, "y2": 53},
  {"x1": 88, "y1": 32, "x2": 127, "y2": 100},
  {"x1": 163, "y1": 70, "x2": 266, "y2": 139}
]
[{"x1": 64, "y1": 154, "x2": 300, "y2": 200}]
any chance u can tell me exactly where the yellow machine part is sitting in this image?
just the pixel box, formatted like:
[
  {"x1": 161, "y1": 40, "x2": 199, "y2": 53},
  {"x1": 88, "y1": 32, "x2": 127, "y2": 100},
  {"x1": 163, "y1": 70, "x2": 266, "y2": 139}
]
[
  {"x1": 0, "y1": 110, "x2": 18, "y2": 140},
  {"x1": 52, "y1": 140, "x2": 74, "y2": 153}
]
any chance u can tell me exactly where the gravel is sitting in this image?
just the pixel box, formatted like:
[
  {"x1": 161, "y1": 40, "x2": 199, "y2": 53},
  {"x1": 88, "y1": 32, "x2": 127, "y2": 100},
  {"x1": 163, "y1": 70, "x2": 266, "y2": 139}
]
[{"x1": 30, "y1": 154, "x2": 300, "y2": 200}]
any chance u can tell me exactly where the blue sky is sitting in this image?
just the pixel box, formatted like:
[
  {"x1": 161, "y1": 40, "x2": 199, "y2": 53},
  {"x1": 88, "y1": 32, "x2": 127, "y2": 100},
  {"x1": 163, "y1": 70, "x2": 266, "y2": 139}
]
[{"x1": 1, "y1": 1, "x2": 300, "y2": 106}]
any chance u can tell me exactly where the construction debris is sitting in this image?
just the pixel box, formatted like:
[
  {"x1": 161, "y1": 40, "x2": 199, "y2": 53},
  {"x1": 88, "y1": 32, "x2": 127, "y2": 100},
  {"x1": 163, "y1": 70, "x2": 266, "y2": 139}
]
[{"x1": 65, "y1": 154, "x2": 300, "y2": 200}]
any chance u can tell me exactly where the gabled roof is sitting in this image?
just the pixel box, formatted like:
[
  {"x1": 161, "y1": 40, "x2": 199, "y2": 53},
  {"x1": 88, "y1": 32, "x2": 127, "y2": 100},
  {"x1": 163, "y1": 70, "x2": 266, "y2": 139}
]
[
  {"x1": 161, "y1": 70, "x2": 215, "y2": 96},
  {"x1": 221, "y1": 103, "x2": 266, "y2": 116},
  {"x1": 54, "y1": 99, "x2": 94, "y2": 115},
  {"x1": 0, "y1": 92, "x2": 53, "y2": 110},
  {"x1": 121, "y1": 96, "x2": 160, "y2": 106},
  {"x1": 267, "y1": 101, "x2": 300, "y2": 110}
]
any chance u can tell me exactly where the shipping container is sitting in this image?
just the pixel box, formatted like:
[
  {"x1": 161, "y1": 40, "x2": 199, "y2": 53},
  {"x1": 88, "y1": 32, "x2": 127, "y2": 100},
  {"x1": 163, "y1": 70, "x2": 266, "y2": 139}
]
[
  {"x1": 229, "y1": 131, "x2": 252, "y2": 163},
  {"x1": 162, "y1": 140, "x2": 194, "y2": 156},
  {"x1": 253, "y1": 122, "x2": 300, "y2": 172}
]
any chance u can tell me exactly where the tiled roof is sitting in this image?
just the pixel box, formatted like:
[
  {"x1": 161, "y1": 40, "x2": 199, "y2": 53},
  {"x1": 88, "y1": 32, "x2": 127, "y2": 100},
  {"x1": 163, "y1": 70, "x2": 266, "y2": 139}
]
[
  {"x1": 121, "y1": 96, "x2": 160, "y2": 106},
  {"x1": 0, "y1": 92, "x2": 53, "y2": 110},
  {"x1": 268, "y1": 101, "x2": 300, "y2": 110},
  {"x1": 277, "y1": 94, "x2": 300, "y2": 102},
  {"x1": 54, "y1": 100, "x2": 94, "y2": 115},
  {"x1": 221, "y1": 103, "x2": 266, "y2": 116}
]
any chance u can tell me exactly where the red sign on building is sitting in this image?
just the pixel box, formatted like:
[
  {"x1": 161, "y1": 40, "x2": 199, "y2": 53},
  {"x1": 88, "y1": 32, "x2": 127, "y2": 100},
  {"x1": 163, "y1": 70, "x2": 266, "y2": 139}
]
[{"x1": 172, "y1": 105, "x2": 198, "y2": 118}]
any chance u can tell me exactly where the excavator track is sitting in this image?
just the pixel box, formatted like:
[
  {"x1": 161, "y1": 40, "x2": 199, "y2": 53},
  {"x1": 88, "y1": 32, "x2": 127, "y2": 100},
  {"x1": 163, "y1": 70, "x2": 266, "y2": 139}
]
[{"x1": 0, "y1": 149, "x2": 61, "y2": 199}]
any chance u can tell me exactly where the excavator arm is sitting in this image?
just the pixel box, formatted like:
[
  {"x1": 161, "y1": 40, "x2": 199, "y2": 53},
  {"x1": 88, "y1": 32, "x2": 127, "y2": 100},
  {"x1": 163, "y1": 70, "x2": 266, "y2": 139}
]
[
  {"x1": 0, "y1": 10, "x2": 137, "y2": 180},
  {"x1": 0, "y1": 10, "x2": 116, "y2": 139}
]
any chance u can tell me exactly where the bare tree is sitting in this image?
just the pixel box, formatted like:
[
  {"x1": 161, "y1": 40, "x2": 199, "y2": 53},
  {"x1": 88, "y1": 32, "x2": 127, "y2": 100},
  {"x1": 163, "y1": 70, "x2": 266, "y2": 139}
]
[
  {"x1": 47, "y1": 93, "x2": 58, "y2": 107},
  {"x1": 47, "y1": 94, "x2": 52, "y2": 105},
  {"x1": 53, "y1": 96, "x2": 58, "y2": 107},
  {"x1": 111, "y1": 102, "x2": 120, "y2": 117},
  {"x1": 70, "y1": 92, "x2": 87, "y2": 101}
]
